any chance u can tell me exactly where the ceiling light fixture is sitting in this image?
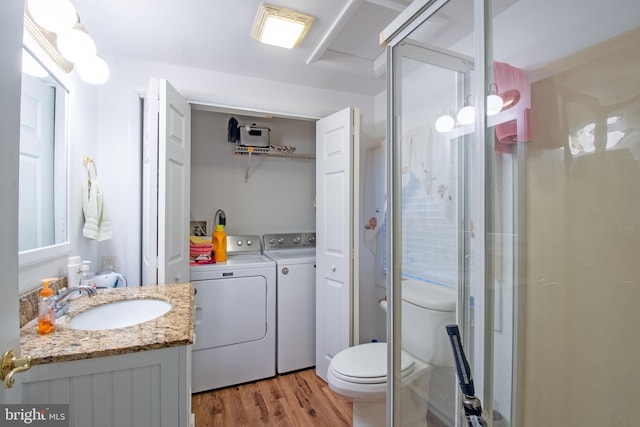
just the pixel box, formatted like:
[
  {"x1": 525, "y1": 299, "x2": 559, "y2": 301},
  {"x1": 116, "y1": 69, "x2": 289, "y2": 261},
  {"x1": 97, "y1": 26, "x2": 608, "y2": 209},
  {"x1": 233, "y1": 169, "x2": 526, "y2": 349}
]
[{"x1": 251, "y1": 3, "x2": 314, "y2": 49}]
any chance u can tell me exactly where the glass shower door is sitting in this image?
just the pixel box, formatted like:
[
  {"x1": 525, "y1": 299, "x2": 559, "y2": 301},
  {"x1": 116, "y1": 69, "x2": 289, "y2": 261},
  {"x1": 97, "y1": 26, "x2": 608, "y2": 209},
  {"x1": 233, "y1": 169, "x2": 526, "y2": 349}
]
[{"x1": 387, "y1": 1, "x2": 478, "y2": 425}]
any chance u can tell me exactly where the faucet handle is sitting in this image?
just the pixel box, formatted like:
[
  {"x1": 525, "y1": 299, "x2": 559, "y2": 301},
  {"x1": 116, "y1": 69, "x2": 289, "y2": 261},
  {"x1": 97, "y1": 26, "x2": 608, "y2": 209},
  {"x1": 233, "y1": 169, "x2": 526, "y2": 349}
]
[{"x1": 54, "y1": 304, "x2": 69, "y2": 318}]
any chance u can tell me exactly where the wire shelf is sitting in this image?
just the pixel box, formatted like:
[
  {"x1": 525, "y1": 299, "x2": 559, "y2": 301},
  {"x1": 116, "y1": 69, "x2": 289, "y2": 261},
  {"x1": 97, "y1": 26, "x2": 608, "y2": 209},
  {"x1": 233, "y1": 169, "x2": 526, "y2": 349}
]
[{"x1": 233, "y1": 145, "x2": 314, "y2": 159}]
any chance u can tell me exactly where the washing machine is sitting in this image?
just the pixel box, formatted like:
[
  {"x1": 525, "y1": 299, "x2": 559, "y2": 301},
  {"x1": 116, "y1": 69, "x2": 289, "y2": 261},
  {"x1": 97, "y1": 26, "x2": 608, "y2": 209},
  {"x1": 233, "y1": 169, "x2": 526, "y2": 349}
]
[
  {"x1": 189, "y1": 235, "x2": 275, "y2": 392},
  {"x1": 263, "y1": 232, "x2": 316, "y2": 374}
]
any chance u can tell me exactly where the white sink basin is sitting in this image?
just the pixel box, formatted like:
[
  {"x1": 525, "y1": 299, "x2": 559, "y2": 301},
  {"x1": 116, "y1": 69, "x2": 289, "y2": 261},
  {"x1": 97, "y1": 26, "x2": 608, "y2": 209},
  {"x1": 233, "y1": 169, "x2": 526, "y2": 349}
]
[{"x1": 69, "y1": 299, "x2": 171, "y2": 331}]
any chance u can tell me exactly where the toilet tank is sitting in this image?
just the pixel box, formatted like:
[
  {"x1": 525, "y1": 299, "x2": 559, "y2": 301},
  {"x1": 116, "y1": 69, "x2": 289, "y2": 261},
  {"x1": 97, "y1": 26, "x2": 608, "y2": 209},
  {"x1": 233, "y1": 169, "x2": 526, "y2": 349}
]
[{"x1": 401, "y1": 279, "x2": 456, "y2": 367}]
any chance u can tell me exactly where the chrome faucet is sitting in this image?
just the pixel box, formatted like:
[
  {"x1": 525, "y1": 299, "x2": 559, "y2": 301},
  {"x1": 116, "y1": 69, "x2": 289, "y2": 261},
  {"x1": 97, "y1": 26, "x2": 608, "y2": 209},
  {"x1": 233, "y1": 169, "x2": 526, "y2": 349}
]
[{"x1": 54, "y1": 287, "x2": 97, "y2": 318}]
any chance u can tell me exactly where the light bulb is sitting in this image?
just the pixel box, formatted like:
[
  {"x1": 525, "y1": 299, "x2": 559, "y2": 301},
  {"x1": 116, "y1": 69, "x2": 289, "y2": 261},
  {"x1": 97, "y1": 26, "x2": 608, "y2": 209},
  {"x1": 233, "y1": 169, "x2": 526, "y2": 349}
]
[
  {"x1": 76, "y1": 56, "x2": 110, "y2": 84},
  {"x1": 57, "y1": 27, "x2": 96, "y2": 64},
  {"x1": 457, "y1": 105, "x2": 475, "y2": 125},
  {"x1": 486, "y1": 94, "x2": 504, "y2": 116},
  {"x1": 435, "y1": 114, "x2": 455, "y2": 133},
  {"x1": 261, "y1": 17, "x2": 305, "y2": 49},
  {"x1": 28, "y1": 0, "x2": 77, "y2": 33}
]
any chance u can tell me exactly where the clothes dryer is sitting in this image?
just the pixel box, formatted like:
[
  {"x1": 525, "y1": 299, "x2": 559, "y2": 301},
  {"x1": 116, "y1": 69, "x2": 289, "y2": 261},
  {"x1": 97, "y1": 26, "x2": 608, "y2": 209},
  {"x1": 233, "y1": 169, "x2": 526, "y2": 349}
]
[{"x1": 189, "y1": 235, "x2": 275, "y2": 392}]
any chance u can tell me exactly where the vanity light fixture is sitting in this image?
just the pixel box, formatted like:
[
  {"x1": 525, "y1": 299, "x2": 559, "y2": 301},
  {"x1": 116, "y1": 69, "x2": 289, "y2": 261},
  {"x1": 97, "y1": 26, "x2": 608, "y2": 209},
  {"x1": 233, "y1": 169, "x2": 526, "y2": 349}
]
[
  {"x1": 251, "y1": 3, "x2": 315, "y2": 49},
  {"x1": 486, "y1": 83, "x2": 504, "y2": 116},
  {"x1": 24, "y1": 0, "x2": 110, "y2": 84},
  {"x1": 434, "y1": 109, "x2": 455, "y2": 133},
  {"x1": 76, "y1": 55, "x2": 110, "y2": 84},
  {"x1": 27, "y1": 0, "x2": 77, "y2": 34},
  {"x1": 435, "y1": 85, "x2": 505, "y2": 133},
  {"x1": 56, "y1": 24, "x2": 96, "y2": 64},
  {"x1": 456, "y1": 96, "x2": 475, "y2": 126}
]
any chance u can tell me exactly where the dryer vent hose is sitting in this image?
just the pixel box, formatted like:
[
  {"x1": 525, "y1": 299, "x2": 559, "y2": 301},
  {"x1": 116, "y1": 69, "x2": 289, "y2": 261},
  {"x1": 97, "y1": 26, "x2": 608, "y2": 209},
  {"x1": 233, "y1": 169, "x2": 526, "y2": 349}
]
[{"x1": 216, "y1": 209, "x2": 226, "y2": 226}]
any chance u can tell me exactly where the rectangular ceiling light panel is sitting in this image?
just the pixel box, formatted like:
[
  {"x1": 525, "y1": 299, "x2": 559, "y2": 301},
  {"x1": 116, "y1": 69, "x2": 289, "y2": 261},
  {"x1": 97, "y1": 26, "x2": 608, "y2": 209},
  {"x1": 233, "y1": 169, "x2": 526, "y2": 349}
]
[{"x1": 251, "y1": 3, "x2": 314, "y2": 49}]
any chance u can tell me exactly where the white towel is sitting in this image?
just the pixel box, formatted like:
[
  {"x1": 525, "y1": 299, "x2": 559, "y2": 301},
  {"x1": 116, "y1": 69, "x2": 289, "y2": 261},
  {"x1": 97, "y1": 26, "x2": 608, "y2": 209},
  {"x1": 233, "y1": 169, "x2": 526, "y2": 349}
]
[{"x1": 82, "y1": 177, "x2": 113, "y2": 241}]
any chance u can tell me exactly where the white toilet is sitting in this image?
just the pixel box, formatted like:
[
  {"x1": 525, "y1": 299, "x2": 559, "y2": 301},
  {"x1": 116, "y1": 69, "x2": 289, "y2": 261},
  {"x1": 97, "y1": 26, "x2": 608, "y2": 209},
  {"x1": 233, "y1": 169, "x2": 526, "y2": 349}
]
[{"x1": 327, "y1": 279, "x2": 456, "y2": 427}]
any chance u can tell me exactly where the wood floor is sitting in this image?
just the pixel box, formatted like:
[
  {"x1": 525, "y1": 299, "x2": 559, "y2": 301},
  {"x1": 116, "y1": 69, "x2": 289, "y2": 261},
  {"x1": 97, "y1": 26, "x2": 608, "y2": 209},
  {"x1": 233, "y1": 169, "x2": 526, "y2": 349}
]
[
  {"x1": 192, "y1": 368, "x2": 451, "y2": 427},
  {"x1": 191, "y1": 369, "x2": 352, "y2": 427}
]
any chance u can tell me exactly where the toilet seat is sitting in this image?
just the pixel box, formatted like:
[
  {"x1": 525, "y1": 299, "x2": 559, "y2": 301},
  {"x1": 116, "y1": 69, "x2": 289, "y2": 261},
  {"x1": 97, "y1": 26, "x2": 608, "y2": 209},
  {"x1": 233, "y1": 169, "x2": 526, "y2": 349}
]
[{"x1": 329, "y1": 342, "x2": 415, "y2": 384}]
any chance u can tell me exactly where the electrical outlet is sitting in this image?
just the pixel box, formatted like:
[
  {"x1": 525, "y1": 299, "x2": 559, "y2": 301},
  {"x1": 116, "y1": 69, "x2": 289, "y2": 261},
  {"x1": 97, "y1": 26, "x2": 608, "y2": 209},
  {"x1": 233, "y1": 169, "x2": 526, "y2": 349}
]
[
  {"x1": 190, "y1": 220, "x2": 207, "y2": 236},
  {"x1": 102, "y1": 256, "x2": 116, "y2": 272}
]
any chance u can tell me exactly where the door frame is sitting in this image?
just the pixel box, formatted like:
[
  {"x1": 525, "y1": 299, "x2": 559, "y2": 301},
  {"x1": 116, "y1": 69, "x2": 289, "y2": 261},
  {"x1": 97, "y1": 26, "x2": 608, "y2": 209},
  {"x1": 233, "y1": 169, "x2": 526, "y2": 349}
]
[{"x1": 1, "y1": 0, "x2": 27, "y2": 404}]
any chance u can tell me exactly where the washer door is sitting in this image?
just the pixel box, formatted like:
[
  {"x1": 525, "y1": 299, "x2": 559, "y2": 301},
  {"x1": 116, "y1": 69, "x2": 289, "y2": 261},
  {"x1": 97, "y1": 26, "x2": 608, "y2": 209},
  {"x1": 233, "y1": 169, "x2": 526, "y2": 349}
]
[{"x1": 193, "y1": 276, "x2": 267, "y2": 351}]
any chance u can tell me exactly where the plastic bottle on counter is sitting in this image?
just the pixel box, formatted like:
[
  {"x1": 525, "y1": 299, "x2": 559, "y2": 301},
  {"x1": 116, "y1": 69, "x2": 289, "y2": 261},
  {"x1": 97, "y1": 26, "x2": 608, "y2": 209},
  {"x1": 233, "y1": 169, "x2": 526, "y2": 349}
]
[
  {"x1": 67, "y1": 255, "x2": 82, "y2": 287},
  {"x1": 79, "y1": 261, "x2": 97, "y2": 289},
  {"x1": 212, "y1": 224, "x2": 227, "y2": 262},
  {"x1": 37, "y1": 279, "x2": 56, "y2": 335}
]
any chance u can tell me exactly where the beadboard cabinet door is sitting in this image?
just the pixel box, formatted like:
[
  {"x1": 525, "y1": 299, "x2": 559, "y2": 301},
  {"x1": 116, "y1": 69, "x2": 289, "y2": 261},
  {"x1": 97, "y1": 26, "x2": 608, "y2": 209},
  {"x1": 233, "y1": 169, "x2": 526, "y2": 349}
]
[{"x1": 21, "y1": 346, "x2": 192, "y2": 427}]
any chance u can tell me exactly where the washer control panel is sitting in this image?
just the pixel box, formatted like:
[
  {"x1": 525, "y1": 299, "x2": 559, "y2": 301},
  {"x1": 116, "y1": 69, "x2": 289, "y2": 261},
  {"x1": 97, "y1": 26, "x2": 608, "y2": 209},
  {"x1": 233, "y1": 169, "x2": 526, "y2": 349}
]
[
  {"x1": 225, "y1": 235, "x2": 262, "y2": 254},
  {"x1": 263, "y1": 232, "x2": 316, "y2": 251}
]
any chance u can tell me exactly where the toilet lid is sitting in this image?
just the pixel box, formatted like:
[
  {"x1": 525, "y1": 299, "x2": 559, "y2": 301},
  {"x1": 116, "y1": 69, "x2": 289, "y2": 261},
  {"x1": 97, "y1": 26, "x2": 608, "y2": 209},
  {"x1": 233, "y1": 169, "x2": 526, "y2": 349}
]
[{"x1": 329, "y1": 342, "x2": 414, "y2": 384}]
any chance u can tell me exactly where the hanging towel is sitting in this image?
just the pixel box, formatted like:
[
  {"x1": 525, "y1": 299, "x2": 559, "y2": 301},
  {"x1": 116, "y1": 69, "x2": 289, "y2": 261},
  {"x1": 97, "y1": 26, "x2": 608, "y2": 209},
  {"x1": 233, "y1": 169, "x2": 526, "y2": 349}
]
[
  {"x1": 82, "y1": 177, "x2": 113, "y2": 241},
  {"x1": 493, "y1": 61, "x2": 531, "y2": 153}
]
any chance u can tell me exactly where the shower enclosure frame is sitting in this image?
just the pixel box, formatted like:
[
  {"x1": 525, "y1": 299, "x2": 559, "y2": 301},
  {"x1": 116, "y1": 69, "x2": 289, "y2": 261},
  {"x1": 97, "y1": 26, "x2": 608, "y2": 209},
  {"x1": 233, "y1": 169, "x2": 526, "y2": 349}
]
[{"x1": 381, "y1": 0, "x2": 520, "y2": 426}]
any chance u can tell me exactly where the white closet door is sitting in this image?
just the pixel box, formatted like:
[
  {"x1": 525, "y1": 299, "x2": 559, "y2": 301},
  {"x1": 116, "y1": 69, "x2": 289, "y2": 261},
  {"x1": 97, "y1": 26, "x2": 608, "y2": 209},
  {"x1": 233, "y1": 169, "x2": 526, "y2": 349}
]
[
  {"x1": 315, "y1": 107, "x2": 360, "y2": 381},
  {"x1": 142, "y1": 79, "x2": 191, "y2": 285}
]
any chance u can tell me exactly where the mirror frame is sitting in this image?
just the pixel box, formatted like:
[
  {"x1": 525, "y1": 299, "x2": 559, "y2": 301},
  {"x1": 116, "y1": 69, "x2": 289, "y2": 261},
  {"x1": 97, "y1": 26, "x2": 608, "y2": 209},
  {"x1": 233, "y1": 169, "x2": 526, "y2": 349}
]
[{"x1": 19, "y1": 34, "x2": 71, "y2": 267}]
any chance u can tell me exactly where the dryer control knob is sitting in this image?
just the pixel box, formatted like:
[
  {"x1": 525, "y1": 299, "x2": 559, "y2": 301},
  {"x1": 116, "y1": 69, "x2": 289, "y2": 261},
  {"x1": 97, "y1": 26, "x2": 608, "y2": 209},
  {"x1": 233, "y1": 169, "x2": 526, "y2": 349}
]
[
  {"x1": 246, "y1": 240, "x2": 253, "y2": 246},
  {"x1": 309, "y1": 236, "x2": 316, "y2": 243},
  {"x1": 269, "y1": 237, "x2": 275, "y2": 244},
  {"x1": 278, "y1": 237, "x2": 284, "y2": 244},
  {"x1": 236, "y1": 240, "x2": 243, "y2": 246},
  {"x1": 293, "y1": 236, "x2": 301, "y2": 244}
]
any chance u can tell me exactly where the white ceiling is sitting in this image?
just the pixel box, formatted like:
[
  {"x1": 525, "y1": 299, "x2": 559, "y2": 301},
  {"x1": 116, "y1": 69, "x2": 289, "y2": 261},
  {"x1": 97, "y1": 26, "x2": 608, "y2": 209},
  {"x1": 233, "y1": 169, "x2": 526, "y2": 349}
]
[{"x1": 70, "y1": 0, "x2": 413, "y2": 96}]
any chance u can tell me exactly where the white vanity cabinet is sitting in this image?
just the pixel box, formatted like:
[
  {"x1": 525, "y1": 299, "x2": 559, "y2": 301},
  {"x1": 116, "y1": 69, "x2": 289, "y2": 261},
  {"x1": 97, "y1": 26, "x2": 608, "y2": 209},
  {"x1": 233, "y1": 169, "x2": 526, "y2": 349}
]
[{"x1": 21, "y1": 345, "x2": 192, "y2": 427}]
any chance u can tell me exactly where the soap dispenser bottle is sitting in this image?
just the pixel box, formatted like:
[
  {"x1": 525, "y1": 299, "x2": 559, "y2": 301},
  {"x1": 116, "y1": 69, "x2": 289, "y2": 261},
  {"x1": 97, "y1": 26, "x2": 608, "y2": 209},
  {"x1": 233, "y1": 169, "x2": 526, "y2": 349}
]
[
  {"x1": 37, "y1": 279, "x2": 56, "y2": 335},
  {"x1": 212, "y1": 209, "x2": 227, "y2": 263},
  {"x1": 79, "y1": 261, "x2": 97, "y2": 289}
]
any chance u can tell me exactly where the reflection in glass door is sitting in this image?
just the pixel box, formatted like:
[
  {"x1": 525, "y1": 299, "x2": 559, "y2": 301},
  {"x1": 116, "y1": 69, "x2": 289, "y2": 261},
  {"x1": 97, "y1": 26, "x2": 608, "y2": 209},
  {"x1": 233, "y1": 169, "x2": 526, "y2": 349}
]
[{"x1": 387, "y1": 1, "x2": 478, "y2": 424}]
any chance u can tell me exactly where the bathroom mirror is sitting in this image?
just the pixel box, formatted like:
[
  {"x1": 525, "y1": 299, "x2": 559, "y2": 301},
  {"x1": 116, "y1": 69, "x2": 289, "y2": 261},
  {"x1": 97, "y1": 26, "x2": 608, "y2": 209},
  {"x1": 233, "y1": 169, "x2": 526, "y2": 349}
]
[{"x1": 18, "y1": 48, "x2": 69, "y2": 266}]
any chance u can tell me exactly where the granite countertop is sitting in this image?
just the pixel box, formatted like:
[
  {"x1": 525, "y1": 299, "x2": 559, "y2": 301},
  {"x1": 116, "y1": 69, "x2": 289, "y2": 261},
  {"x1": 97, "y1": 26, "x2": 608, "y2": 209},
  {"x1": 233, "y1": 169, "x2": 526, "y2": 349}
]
[{"x1": 20, "y1": 283, "x2": 194, "y2": 365}]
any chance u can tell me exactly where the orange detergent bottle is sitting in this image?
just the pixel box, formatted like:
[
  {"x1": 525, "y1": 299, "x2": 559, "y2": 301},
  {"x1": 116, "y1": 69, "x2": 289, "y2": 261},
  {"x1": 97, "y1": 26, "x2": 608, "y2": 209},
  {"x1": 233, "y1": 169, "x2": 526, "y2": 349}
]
[
  {"x1": 37, "y1": 279, "x2": 56, "y2": 335},
  {"x1": 212, "y1": 224, "x2": 227, "y2": 262}
]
